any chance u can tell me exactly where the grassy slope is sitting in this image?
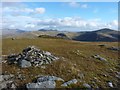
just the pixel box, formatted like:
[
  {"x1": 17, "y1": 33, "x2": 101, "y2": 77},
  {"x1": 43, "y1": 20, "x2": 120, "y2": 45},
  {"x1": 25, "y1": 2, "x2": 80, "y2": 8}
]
[{"x1": 2, "y1": 38, "x2": 119, "y2": 88}]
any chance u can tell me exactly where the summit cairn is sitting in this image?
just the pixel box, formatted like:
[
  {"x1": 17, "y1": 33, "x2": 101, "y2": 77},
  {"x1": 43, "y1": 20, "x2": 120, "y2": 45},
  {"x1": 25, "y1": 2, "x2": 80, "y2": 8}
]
[{"x1": 7, "y1": 46, "x2": 59, "y2": 68}]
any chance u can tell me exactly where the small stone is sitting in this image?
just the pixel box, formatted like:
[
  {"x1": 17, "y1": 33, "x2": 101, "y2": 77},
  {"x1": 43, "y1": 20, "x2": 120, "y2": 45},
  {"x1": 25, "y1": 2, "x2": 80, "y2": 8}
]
[
  {"x1": 92, "y1": 55, "x2": 107, "y2": 61},
  {"x1": 77, "y1": 73, "x2": 84, "y2": 79},
  {"x1": 41, "y1": 66, "x2": 46, "y2": 69},
  {"x1": 108, "y1": 82, "x2": 113, "y2": 88},
  {"x1": 44, "y1": 51, "x2": 51, "y2": 56},
  {"x1": 83, "y1": 83, "x2": 91, "y2": 88}
]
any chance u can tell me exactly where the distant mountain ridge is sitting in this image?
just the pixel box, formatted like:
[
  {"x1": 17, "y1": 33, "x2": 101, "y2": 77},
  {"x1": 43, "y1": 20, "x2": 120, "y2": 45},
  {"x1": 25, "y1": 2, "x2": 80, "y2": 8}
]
[
  {"x1": 2, "y1": 28, "x2": 120, "y2": 42},
  {"x1": 3, "y1": 29, "x2": 26, "y2": 35},
  {"x1": 73, "y1": 28, "x2": 120, "y2": 42}
]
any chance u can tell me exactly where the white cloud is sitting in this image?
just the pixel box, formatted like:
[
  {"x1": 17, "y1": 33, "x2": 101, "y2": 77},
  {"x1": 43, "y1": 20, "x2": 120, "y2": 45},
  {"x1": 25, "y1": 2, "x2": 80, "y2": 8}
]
[
  {"x1": 2, "y1": 15, "x2": 118, "y2": 31},
  {"x1": 111, "y1": 20, "x2": 118, "y2": 26},
  {"x1": 35, "y1": 8, "x2": 45, "y2": 14},
  {"x1": 2, "y1": 6, "x2": 45, "y2": 16},
  {"x1": 69, "y1": 2, "x2": 80, "y2": 7},
  {"x1": 69, "y1": 2, "x2": 88, "y2": 8},
  {"x1": 25, "y1": 24, "x2": 35, "y2": 28}
]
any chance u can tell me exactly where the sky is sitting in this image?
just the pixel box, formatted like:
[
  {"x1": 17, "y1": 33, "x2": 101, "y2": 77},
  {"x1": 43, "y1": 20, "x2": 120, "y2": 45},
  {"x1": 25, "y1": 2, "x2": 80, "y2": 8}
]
[{"x1": 1, "y1": 2, "x2": 118, "y2": 31}]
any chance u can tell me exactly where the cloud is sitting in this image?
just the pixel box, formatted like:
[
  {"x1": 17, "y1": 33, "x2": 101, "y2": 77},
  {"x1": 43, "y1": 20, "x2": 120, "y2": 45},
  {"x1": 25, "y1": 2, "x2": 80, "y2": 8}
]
[
  {"x1": 69, "y1": 2, "x2": 80, "y2": 7},
  {"x1": 2, "y1": 14, "x2": 118, "y2": 31},
  {"x1": 2, "y1": 6, "x2": 46, "y2": 16},
  {"x1": 35, "y1": 8, "x2": 45, "y2": 14},
  {"x1": 69, "y1": 2, "x2": 88, "y2": 8},
  {"x1": 25, "y1": 24, "x2": 35, "y2": 28}
]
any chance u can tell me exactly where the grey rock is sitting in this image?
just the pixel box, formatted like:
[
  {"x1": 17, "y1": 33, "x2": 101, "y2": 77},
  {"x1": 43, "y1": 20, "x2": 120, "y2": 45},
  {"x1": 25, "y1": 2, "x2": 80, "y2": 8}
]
[
  {"x1": 108, "y1": 82, "x2": 113, "y2": 88},
  {"x1": 107, "y1": 46, "x2": 120, "y2": 51},
  {"x1": 26, "y1": 81, "x2": 56, "y2": 89},
  {"x1": 44, "y1": 51, "x2": 51, "y2": 56},
  {"x1": 83, "y1": 83, "x2": 91, "y2": 88},
  {"x1": 92, "y1": 55, "x2": 107, "y2": 61},
  {"x1": 61, "y1": 79, "x2": 78, "y2": 87},
  {"x1": 116, "y1": 72, "x2": 120, "y2": 79},
  {"x1": 0, "y1": 74, "x2": 14, "y2": 82},
  {"x1": 41, "y1": 66, "x2": 46, "y2": 69},
  {"x1": 19, "y1": 60, "x2": 31, "y2": 68},
  {"x1": 0, "y1": 80, "x2": 16, "y2": 89},
  {"x1": 0, "y1": 75, "x2": 4, "y2": 82},
  {"x1": 26, "y1": 83, "x2": 39, "y2": 89},
  {"x1": 77, "y1": 73, "x2": 84, "y2": 79},
  {"x1": 37, "y1": 76, "x2": 64, "y2": 82}
]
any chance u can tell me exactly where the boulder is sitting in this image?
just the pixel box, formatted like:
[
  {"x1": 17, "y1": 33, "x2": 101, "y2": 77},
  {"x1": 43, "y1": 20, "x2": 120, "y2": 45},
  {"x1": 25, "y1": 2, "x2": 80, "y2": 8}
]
[
  {"x1": 37, "y1": 76, "x2": 64, "y2": 82},
  {"x1": 19, "y1": 60, "x2": 31, "y2": 68},
  {"x1": 26, "y1": 81, "x2": 56, "y2": 89},
  {"x1": 26, "y1": 75, "x2": 64, "y2": 89},
  {"x1": 61, "y1": 79, "x2": 78, "y2": 87}
]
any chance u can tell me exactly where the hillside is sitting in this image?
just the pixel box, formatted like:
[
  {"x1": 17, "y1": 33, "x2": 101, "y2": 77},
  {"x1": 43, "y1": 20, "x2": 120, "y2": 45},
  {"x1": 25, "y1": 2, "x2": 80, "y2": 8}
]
[
  {"x1": 2, "y1": 38, "x2": 120, "y2": 89},
  {"x1": 73, "y1": 28, "x2": 120, "y2": 42}
]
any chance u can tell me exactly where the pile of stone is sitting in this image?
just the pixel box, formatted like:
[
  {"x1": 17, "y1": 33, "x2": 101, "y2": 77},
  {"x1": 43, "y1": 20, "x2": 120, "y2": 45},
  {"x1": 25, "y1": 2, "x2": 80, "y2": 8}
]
[
  {"x1": 26, "y1": 76, "x2": 64, "y2": 89},
  {"x1": 7, "y1": 46, "x2": 59, "y2": 68},
  {"x1": 92, "y1": 55, "x2": 107, "y2": 61}
]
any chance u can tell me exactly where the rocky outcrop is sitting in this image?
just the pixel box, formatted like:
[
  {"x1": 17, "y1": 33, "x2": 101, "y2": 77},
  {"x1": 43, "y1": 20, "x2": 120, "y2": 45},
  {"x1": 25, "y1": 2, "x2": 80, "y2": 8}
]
[{"x1": 26, "y1": 76, "x2": 64, "y2": 89}]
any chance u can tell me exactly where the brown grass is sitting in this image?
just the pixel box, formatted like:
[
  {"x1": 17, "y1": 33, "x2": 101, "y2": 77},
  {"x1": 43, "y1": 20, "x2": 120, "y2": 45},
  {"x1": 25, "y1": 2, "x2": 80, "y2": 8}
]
[{"x1": 2, "y1": 38, "x2": 119, "y2": 88}]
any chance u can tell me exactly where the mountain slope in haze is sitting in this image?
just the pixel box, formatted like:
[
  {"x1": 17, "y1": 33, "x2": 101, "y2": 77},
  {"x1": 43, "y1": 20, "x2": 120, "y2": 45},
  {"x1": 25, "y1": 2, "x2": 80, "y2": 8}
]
[
  {"x1": 3, "y1": 29, "x2": 26, "y2": 35},
  {"x1": 73, "y1": 28, "x2": 120, "y2": 42}
]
